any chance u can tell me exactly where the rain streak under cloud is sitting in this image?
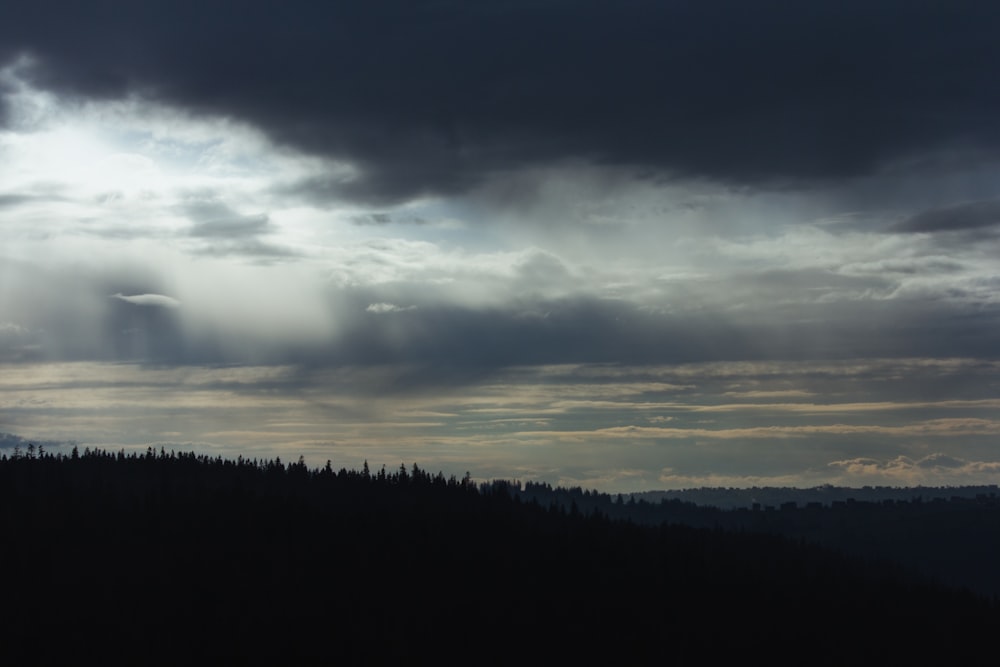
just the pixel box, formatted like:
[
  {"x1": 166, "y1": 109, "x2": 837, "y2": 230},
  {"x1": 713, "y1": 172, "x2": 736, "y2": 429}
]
[{"x1": 2, "y1": 1, "x2": 1000, "y2": 491}]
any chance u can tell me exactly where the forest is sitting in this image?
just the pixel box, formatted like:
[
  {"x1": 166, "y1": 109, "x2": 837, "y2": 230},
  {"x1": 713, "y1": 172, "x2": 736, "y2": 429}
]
[{"x1": 1, "y1": 446, "x2": 998, "y2": 663}]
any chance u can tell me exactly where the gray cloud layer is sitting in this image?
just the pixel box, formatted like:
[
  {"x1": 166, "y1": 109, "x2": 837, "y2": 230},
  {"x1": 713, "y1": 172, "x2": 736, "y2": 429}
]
[
  {"x1": 3, "y1": 1, "x2": 1000, "y2": 204},
  {"x1": 895, "y1": 199, "x2": 1000, "y2": 233},
  {"x1": 3, "y1": 1, "x2": 1000, "y2": 489}
]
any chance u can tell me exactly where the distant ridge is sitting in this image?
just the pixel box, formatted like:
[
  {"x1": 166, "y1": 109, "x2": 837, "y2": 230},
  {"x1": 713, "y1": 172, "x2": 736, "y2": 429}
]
[{"x1": 633, "y1": 484, "x2": 1000, "y2": 510}]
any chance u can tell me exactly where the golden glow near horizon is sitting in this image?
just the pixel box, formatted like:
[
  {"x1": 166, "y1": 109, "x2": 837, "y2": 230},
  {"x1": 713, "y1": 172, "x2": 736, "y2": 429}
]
[{"x1": 3, "y1": 359, "x2": 1000, "y2": 492}]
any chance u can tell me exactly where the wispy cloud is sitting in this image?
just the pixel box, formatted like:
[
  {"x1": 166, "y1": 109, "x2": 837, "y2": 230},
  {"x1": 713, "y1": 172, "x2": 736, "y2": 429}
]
[
  {"x1": 827, "y1": 454, "x2": 1000, "y2": 486},
  {"x1": 112, "y1": 293, "x2": 180, "y2": 308},
  {"x1": 517, "y1": 419, "x2": 1000, "y2": 442},
  {"x1": 366, "y1": 303, "x2": 416, "y2": 314}
]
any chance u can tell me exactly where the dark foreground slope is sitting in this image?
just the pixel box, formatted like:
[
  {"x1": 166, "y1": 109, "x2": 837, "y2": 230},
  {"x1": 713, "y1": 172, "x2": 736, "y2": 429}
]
[{"x1": 1, "y1": 449, "x2": 997, "y2": 664}]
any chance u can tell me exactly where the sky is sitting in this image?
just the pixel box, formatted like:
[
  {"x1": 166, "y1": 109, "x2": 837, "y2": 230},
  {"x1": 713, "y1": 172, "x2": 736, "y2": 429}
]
[{"x1": 2, "y1": 1, "x2": 1000, "y2": 491}]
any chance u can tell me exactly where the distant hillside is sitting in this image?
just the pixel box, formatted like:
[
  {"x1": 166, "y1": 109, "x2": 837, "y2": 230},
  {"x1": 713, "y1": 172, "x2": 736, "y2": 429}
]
[
  {"x1": 518, "y1": 481, "x2": 1000, "y2": 600},
  {"x1": 1, "y1": 447, "x2": 997, "y2": 664},
  {"x1": 632, "y1": 484, "x2": 1000, "y2": 510}
]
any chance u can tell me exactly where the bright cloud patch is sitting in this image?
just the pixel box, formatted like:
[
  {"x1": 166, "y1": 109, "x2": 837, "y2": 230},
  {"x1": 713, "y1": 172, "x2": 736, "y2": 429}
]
[
  {"x1": 113, "y1": 293, "x2": 181, "y2": 308},
  {"x1": 367, "y1": 303, "x2": 416, "y2": 314}
]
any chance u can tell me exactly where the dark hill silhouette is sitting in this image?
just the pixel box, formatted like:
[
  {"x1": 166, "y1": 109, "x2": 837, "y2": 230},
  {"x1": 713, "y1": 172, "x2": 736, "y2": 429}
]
[
  {"x1": 1, "y1": 447, "x2": 997, "y2": 664},
  {"x1": 515, "y1": 481, "x2": 1000, "y2": 600}
]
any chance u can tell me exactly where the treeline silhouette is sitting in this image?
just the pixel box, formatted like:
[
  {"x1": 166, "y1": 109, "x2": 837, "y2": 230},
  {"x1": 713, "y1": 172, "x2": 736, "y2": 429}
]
[{"x1": 1, "y1": 446, "x2": 997, "y2": 664}]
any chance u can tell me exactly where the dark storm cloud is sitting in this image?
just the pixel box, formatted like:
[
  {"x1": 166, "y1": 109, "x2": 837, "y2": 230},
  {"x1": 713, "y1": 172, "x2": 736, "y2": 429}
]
[
  {"x1": 894, "y1": 199, "x2": 1000, "y2": 233},
  {"x1": 4, "y1": 1, "x2": 999, "y2": 204}
]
